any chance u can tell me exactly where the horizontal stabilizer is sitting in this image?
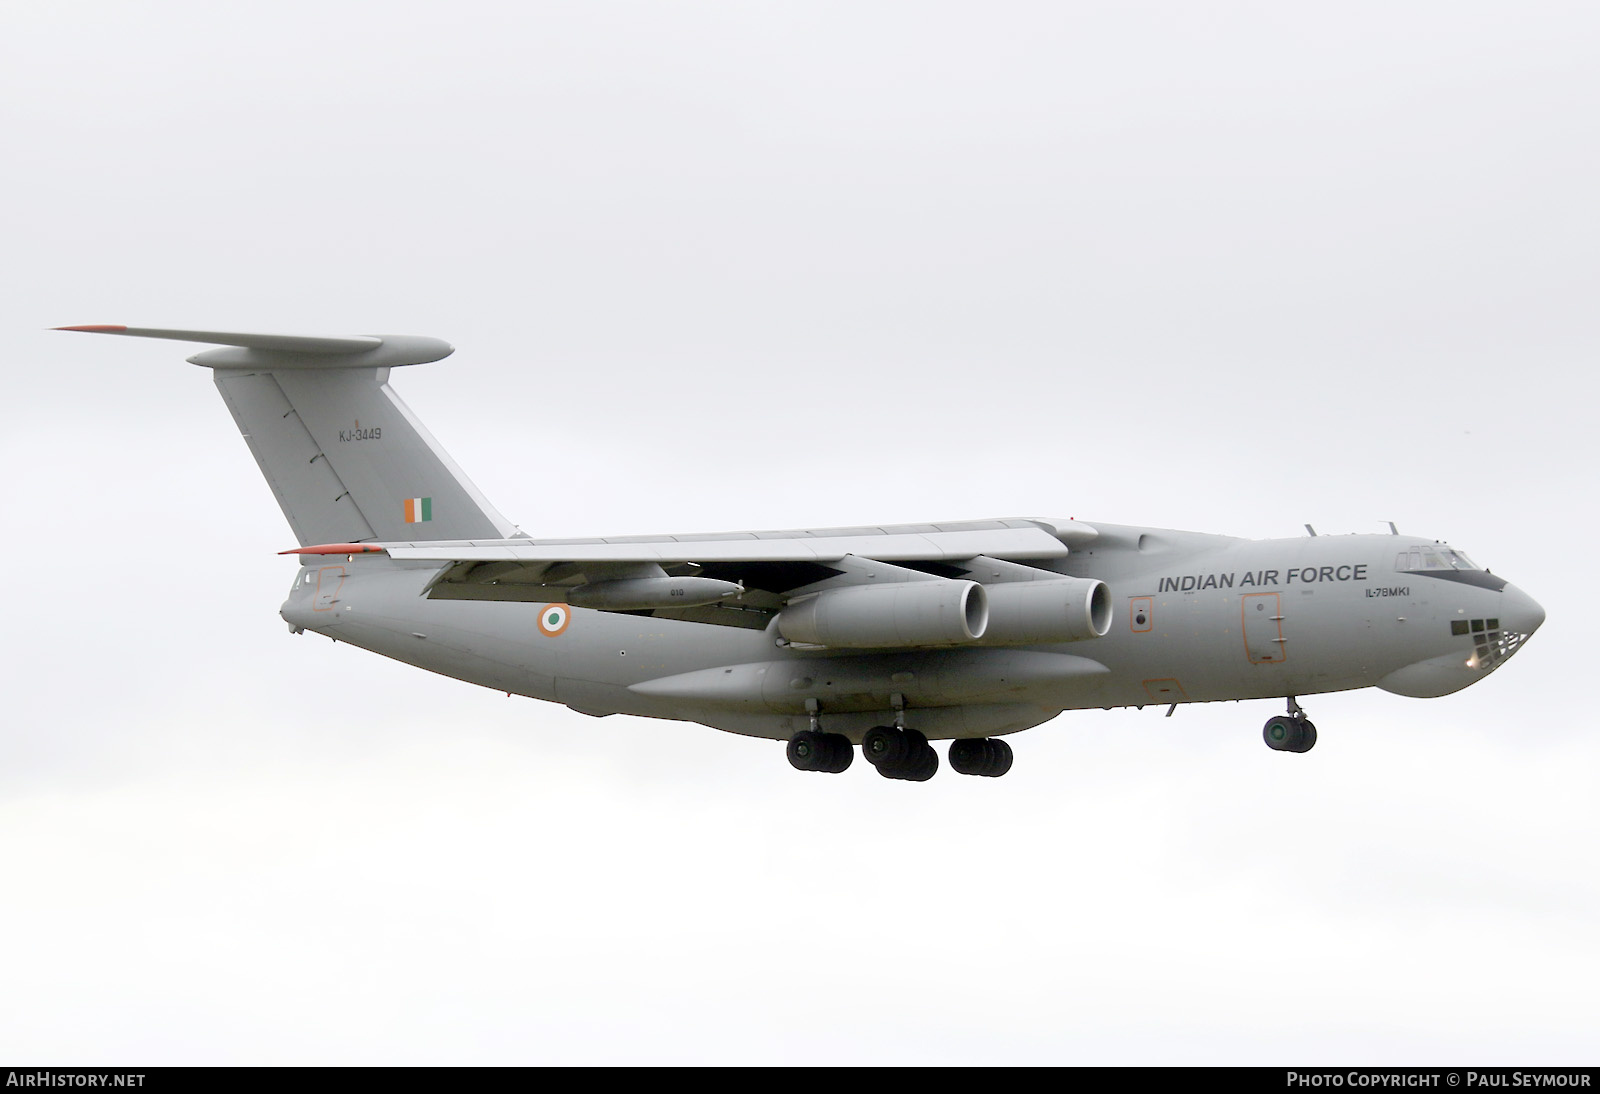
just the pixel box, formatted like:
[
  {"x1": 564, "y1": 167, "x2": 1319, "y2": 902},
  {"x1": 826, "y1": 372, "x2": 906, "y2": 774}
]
[
  {"x1": 54, "y1": 325, "x2": 453, "y2": 370},
  {"x1": 59, "y1": 324, "x2": 511, "y2": 543}
]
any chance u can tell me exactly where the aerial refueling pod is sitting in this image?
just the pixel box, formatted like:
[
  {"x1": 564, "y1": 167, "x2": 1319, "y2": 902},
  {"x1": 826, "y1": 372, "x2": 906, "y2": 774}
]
[
  {"x1": 980, "y1": 578, "x2": 1112, "y2": 644},
  {"x1": 567, "y1": 576, "x2": 743, "y2": 611},
  {"x1": 777, "y1": 580, "x2": 988, "y2": 649}
]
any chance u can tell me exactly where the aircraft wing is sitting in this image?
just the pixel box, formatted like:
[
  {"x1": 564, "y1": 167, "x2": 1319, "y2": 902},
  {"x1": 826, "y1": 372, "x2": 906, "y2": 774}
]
[
  {"x1": 287, "y1": 518, "x2": 1098, "y2": 629},
  {"x1": 391, "y1": 521, "x2": 1076, "y2": 563}
]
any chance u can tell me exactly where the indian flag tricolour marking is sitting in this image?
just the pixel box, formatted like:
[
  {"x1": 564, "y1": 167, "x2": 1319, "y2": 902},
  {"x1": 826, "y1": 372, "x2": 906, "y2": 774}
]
[{"x1": 404, "y1": 497, "x2": 433, "y2": 523}]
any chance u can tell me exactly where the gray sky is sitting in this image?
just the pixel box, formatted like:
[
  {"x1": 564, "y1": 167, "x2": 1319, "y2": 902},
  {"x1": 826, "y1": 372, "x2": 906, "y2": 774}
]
[{"x1": 3, "y1": 1, "x2": 1596, "y2": 1064}]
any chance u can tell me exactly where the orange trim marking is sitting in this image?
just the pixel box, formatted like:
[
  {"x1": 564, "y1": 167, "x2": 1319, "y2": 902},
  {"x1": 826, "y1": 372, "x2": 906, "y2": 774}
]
[
  {"x1": 312, "y1": 566, "x2": 347, "y2": 612},
  {"x1": 279, "y1": 543, "x2": 387, "y2": 556},
  {"x1": 1130, "y1": 596, "x2": 1154, "y2": 633},
  {"x1": 1241, "y1": 592, "x2": 1285, "y2": 664}
]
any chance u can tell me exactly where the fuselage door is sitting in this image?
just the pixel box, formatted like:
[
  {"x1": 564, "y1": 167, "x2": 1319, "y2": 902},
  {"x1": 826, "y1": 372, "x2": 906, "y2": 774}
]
[
  {"x1": 314, "y1": 565, "x2": 347, "y2": 612},
  {"x1": 1242, "y1": 592, "x2": 1285, "y2": 664}
]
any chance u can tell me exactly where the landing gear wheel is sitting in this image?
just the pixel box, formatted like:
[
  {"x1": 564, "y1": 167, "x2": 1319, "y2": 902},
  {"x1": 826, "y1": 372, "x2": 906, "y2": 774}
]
[
  {"x1": 1289, "y1": 720, "x2": 1317, "y2": 754},
  {"x1": 1263, "y1": 715, "x2": 1316, "y2": 753},
  {"x1": 903, "y1": 743, "x2": 938, "y2": 782},
  {"x1": 1263, "y1": 715, "x2": 1296, "y2": 751},
  {"x1": 862, "y1": 725, "x2": 909, "y2": 768},
  {"x1": 788, "y1": 731, "x2": 855, "y2": 773},
  {"x1": 985, "y1": 738, "x2": 1014, "y2": 777},
  {"x1": 865, "y1": 726, "x2": 938, "y2": 780},
  {"x1": 901, "y1": 729, "x2": 935, "y2": 780},
  {"x1": 949, "y1": 738, "x2": 985, "y2": 774},
  {"x1": 949, "y1": 737, "x2": 1014, "y2": 777},
  {"x1": 821, "y1": 732, "x2": 854, "y2": 771},
  {"x1": 788, "y1": 730, "x2": 826, "y2": 771}
]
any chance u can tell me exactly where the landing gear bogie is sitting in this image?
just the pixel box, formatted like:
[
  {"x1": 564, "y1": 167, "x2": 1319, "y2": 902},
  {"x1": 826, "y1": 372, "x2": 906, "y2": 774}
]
[
  {"x1": 861, "y1": 725, "x2": 908, "y2": 768},
  {"x1": 786, "y1": 730, "x2": 854, "y2": 773},
  {"x1": 862, "y1": 725, "x2": 940, "y2": 781},
  {"x1": 792, "y1": 707, "x2": 1017, "y2": 780},
  {"x1": 948, "y1": 737, "x2": 1014, "y2": 777}
]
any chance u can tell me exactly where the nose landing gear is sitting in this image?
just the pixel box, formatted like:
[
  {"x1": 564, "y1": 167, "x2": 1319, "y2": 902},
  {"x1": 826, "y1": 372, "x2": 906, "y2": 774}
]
[{"x1": 1263, "y1": 697, "x2": 1317, "y2": 753}]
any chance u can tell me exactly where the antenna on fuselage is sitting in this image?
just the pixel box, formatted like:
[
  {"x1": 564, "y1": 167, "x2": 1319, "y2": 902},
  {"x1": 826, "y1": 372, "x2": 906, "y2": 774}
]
[{"x1": 1305, "y1": 524, "x2": 1317, "y2": 537}]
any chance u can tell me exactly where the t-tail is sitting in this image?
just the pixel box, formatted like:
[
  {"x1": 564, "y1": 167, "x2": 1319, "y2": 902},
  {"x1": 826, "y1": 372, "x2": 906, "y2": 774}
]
[{"x1": 56, "y1": 325, "x2": 517, "y2": 546}]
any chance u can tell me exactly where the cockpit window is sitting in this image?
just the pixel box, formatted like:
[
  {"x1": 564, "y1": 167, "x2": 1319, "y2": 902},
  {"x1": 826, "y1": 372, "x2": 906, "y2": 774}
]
[{"x1": 1396, "y1": 546, "x2": 1480, "y2": 572}]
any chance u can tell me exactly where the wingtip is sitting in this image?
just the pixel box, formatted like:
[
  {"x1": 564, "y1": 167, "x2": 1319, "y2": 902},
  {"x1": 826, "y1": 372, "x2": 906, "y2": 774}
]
[{"x1": 53, "y1": 324, "x2": 128, "y2": 332}]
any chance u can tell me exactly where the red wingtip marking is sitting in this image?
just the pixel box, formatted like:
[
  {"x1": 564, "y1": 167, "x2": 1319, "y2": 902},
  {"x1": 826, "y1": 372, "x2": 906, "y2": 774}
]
[
  {"x1": 54, "y1": 324, "x2": 128, "y2": 332},
  {"x1": 279, "y1": 543, "x2": 388, "y2": 556}
]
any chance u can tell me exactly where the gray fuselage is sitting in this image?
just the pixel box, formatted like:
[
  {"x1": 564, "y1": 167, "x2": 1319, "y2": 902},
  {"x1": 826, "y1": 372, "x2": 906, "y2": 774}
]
[{"x1": 280, "y1": 522, "x2": 1544, "y2": 744}]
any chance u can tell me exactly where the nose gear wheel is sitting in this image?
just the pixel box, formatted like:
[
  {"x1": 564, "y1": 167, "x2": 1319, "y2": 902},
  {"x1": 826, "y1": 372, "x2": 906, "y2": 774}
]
[{"x1": 1262, "y1": 714, "x2": 1317, "y2": 753}]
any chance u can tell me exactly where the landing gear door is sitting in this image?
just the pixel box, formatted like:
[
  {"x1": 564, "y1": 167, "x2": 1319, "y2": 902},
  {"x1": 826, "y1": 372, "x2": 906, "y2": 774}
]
[{"x1": 1242, "y1": 592, "x2": 1285, "y2": 664}]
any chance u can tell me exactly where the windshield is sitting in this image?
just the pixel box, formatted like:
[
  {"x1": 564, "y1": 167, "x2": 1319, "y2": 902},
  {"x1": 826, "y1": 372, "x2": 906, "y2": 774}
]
[{"x1": 1395, "y1": 545, "x2": 1480, "y2": 572}]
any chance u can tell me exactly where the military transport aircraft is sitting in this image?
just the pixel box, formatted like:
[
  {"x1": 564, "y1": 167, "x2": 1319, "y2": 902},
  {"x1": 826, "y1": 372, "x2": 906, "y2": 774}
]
[{"x1": 59, "y1": 325, "x2": 1545, "y2": 780}]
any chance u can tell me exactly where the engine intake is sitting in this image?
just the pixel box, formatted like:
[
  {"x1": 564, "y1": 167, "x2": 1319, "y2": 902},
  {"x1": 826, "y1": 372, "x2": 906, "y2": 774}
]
[{"x1": 777, "y1": 580, "x2": 988, "y2": 649}]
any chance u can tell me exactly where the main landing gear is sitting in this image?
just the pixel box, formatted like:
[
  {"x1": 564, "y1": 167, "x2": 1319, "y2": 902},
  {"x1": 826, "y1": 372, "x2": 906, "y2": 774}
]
[
  {"x1": 947, "y1": 736, "x2": 1014, "y2": 778},
  {"x1": 857, "y1": 727, "x2": 1013, "y2": 779},
  {"x1": 861, "y1": 725, "x2": 939, "y2": 781},
  {"x1": 786, "y1": 730, "x2": 854, "y2": 773},
  {"x1": 785, "y1": 705, "x2": 1014, "y2": 779},
  {"x1": 1263, "y1": 697, "x2": 1317, "y2": 754}
]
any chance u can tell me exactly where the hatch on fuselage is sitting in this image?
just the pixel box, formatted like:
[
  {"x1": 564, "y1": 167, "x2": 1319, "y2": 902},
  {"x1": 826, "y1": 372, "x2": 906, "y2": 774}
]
[{"x1": 1242, "y1": 592, "x2": 1285, "y2": 664}]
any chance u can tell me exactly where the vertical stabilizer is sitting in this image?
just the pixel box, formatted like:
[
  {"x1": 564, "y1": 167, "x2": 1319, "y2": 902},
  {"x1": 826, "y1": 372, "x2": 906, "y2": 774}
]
[{"x1": 59, "y1": 326, "x2": 519, "y2": 545}]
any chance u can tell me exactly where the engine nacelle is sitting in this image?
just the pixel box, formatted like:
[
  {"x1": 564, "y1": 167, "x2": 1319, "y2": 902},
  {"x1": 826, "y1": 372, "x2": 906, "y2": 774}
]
[
  {"x1": 567, "y1": 576, "x2": 743, "y2": 611},
  {"x1": 979, "y1": 578, "x2": 1111, "y2": 644},
  {"x1": 777, "y1": 580, "x2": 988, "y2": 649}
]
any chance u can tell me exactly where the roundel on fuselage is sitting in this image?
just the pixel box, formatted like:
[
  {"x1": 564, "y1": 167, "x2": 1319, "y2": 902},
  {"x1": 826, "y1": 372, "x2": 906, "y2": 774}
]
[{"x1": 538, "y1": 604, "x2": 571, "y2": 637}]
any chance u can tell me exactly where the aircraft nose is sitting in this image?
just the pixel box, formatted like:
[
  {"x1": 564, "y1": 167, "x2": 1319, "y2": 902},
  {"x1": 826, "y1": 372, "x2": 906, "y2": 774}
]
[{"x1": 1500, "y1": 582, "x2": 1545, "y2": 638}]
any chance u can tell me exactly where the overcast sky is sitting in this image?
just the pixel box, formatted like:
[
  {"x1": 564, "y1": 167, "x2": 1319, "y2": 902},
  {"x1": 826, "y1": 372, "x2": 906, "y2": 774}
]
[{"x1": 3, "y1": 1, "x2": 1596, "y2": 1065}]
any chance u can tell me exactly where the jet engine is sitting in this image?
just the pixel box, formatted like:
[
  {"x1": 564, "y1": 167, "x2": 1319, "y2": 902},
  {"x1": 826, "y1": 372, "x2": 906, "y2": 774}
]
[
  {"x1": 777, "y1": 580, "x2": 988, "y2": 649},
  {"x1": 980, "y1": 578, "x2": 1111, "y2": 644}
]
